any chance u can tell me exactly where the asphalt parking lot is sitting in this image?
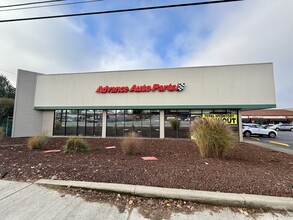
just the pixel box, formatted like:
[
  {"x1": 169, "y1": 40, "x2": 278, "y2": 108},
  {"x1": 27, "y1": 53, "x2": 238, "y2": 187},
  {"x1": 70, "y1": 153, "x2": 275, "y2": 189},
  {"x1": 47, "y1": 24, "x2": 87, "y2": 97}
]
[{"x1": 244, "y1": 130, "x2": 293, "y2": 151}]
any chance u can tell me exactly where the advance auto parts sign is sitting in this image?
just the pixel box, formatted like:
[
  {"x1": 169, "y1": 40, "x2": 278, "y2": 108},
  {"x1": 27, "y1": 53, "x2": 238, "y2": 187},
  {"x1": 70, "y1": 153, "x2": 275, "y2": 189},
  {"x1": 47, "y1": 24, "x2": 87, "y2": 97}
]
[
  {"x1": 202, "y1": 114, "x2": 238, "y2": 125},
  {"x1": 95, "y1": 83, "x2": 185, "y2": 94}
]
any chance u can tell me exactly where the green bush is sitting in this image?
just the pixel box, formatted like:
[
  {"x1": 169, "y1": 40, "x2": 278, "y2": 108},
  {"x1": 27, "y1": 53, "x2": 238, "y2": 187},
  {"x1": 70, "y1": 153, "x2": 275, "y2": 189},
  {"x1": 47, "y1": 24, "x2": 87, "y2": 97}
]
[
  {"x1": 62, "y1": 137, "x2": 89, "y2": 153},
  {"x1": 190, "y1": 118, "x2": 235, "y2": 158},
  {"x1": 169, "y1": 119, "x2": 180, "y2": 131},
  {"x1": 27, "y1": 132, "x2": 48, "y2": 150},
  {"x1": 0, "y1": 98, "x2": 14, "y2": 119},
  {"x1": 122, "y1": 132, "x2": 140, "y2": 155}
]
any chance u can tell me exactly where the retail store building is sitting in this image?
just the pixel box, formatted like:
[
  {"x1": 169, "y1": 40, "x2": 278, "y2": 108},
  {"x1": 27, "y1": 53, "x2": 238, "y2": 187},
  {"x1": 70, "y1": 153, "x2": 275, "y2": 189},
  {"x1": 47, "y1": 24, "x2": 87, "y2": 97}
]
[{"x1": 12, "y1": 63, "x2": 276, "y2": 140}]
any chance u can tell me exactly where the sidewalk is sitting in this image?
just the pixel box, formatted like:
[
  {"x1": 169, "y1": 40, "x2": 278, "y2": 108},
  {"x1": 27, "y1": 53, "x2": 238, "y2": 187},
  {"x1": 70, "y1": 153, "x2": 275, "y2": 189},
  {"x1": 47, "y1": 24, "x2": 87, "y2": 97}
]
[
  {"x1": 244, "y1": 140, "x2": 293, "y2": 155},
  {"x1": 0, "y1": 180, "x2": 292, "y2": 220}
]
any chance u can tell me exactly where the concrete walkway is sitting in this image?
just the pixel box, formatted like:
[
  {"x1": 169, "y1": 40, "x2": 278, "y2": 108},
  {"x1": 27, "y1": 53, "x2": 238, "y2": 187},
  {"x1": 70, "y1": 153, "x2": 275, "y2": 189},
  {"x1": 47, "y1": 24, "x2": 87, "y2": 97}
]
[
  {"x1": 0, "y1": 180, "x2": 293, "y2": 220},
  {"x1": 244, "y1": 140, "x2": 293, "y2": 155}
]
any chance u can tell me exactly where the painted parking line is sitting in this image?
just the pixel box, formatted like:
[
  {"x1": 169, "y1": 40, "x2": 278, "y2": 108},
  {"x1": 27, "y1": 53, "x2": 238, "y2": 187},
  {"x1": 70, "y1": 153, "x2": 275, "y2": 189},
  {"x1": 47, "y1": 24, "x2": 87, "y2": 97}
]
[
  {"x1": 269, "y1": 141, "x2": 289, "y2": 147},
  {"x1": 248, "y1": 137, "x2": 260, "y2": 141}
]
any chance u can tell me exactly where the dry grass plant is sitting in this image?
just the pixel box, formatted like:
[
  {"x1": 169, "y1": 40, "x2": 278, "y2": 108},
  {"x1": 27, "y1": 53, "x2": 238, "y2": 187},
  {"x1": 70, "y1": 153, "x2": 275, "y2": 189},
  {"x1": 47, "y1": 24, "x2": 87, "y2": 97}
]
[
  {"x1": 54, "y1": 121, "x2": 61, "y2": 129},
  {"x1": 169, "y1": 119, "x2": 181, "y2": 131},
  {"x1": 62, "y1": 136, "x2": 89, "y2": 153},
  {"x1": 27, "y1": 132, "x2": 48, "y2": 150},
  {"x1": 122, "y1": 132, "x2": 140, "y2": 155},
  {"x1": 190, "y1": 118, "x2": 235, "y2": 158}
]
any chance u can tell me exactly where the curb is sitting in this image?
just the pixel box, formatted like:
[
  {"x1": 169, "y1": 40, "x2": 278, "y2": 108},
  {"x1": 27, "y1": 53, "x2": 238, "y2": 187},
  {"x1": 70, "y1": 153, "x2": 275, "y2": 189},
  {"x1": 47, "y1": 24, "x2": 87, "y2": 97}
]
[{"x1": 35, "y1": 179, "x2": 293, "y2": 211}]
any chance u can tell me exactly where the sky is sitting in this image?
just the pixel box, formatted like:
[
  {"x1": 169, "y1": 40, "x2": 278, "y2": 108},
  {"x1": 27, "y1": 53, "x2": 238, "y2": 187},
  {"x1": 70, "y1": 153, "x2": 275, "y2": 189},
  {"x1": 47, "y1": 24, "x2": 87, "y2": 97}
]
[{"x1": 0, "y1": 0, "x2": 292, "y2": 108}]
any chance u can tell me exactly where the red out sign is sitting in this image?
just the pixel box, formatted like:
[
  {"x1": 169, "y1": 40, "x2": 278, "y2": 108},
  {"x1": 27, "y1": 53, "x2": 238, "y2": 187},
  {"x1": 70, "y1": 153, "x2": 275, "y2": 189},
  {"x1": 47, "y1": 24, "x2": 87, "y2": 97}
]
[{"x1": 95, "y1": 83, "x2": 185, "y2": 94}]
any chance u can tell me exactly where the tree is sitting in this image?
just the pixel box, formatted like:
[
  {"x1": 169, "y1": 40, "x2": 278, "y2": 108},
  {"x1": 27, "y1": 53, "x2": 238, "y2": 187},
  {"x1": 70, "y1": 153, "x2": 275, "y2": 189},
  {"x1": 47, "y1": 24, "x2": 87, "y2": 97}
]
[
  {"x1": 0, "y1": 74, "x2": 15, "y2": 98},
  {"x1": 0, "y1": 75, "x2": 15, "y2": 124},
  {"x1": 0, "y1": 98, "x2": 14, "y2": 121}
]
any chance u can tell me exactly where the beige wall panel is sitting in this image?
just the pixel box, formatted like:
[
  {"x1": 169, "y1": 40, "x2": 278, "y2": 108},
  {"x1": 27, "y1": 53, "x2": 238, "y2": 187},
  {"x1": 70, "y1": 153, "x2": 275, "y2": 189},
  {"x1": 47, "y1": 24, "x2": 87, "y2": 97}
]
[
  {"x1": 34, "y1": 63, "x2": 276, "y2": 108},
  {"x1": 42, "y1": 111, "x2": 54, "y2": 136}
]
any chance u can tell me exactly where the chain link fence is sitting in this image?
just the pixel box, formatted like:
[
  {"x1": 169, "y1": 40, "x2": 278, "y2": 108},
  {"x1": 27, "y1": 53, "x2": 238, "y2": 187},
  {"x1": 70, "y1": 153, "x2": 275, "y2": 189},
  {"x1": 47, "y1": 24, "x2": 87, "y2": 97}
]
[{"x1": 0, "y1": 116, "x2": 13, "y2": 137}]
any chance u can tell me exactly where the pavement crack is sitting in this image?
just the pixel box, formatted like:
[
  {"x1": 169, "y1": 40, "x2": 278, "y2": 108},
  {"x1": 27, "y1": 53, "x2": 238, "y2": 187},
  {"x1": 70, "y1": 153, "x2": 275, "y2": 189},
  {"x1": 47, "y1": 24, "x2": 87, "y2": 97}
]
[
  {"x1": 127, "y1": 207, "x2": 134, "y2": 220},
  {"x1": 0, "y1": 181, "x2": 35, "y2": 202}
]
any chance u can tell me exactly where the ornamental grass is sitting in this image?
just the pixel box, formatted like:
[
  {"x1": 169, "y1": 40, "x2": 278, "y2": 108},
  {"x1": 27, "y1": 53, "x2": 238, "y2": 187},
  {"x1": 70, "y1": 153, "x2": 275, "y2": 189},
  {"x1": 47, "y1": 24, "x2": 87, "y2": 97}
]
[
  {"x1": 190, "y1": 118, "x2": 235, "y2": 158},
  {"x1": 27, "y1": 132, "x2": 48, "y2": 150},
  {"x1": 122, "y1": 132, "x2": 140, "y2": 155},
  {"x1": 62, "y1": 136, "x2": 89, "y2": 153},
  {"x1": 169, "y1": 119, "x2": 181, "y2": 131}
]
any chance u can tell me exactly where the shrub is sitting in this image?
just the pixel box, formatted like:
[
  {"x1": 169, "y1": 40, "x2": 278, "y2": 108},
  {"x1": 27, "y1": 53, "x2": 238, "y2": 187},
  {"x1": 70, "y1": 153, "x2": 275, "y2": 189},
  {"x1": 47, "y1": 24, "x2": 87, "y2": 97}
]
[
  {"x1": 27, "y1": 132, "x2": 48, "y2": 150},
  {"x1": 62, "y1": 136, "x2": 89, "y2": 153},
  {"x1": 169, "y1": 119, "x2": 180, "y2": 131},
  {"x1": 190, "y1": 118, "x2": 235, "y2": 158},
  {"x1": 122, "y1": 132, "x2": 140, "y2": 155}
]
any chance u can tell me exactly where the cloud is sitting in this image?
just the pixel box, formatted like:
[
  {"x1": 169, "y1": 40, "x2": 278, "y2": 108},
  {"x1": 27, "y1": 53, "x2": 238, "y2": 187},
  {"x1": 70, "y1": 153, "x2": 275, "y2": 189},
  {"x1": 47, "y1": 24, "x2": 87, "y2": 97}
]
[
  {"x1": 181, "y1": 0, "x2": 293, "y2": 108},
  {"x1": 80, "y1": 11, "x2": 166, "y2": 71},
  {"x1": 0, "y1": 0, "x2": 292, "y2": 109},
  {"x1": 0, "y1": 1, "x2": 167, "y2": 85},
  {"x1": 0, "y1": 1, "x2": 91, "y2": 85}
]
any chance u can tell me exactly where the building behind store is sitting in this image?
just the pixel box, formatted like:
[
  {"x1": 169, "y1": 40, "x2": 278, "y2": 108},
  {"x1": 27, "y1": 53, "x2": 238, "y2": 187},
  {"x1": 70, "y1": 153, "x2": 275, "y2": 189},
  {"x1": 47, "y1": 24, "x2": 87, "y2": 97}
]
[
  {"x1": 242, "y1": 109, "x2": 293, "y2": 124},
  {"x1": 12, "y1": 63, "x2": 276, "y2": 141}
]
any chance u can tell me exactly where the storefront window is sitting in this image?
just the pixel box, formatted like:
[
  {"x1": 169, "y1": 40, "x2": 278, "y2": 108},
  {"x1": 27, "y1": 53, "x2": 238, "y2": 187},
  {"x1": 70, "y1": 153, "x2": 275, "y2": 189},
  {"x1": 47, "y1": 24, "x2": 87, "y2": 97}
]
[
  {"x1": 202, "y1": 109, "x2": 213, "y2": 114},
  {"x1": 66, "y1": 110, "x2": 78, "y2": 136},
  {"x1": 124, "y1": 110, "x2": 134, "y2": 135},
  {"x1": 107, "y1": 110, "x2": 116, "y2": 137},
  {"x1": 133, "y1": 110, "x2": 143, "y2": 136},
  {"x1": 142, "y1": 113, "x2": 151, "y2": 137},
  {"x1": 165, "y1": 110, "x2": 190, "y2": 138},
  {"x1": 77, "y1": 110, "x2": 86, "y2": 136},
  {"x1": 53, "y1": 109, "x2": 103, "y2": 136},
  {"x1": 53, "y1": 110, "x2": 65, "y2": 136},
  {"x1": 178, "y1": 110, "x2": 191, "y2": 138},
  {"x1": 104, "y1": 109, "x2": 159, "y2": 138},
  {"x1": 150, "y1": 110, "x2": 160, "y2": 138},
  {"x1": 94, "y1": 110, "x2": 103, "y2": 137},
  {"x1": 52, "y1": 108, "x2": 238, "y2": 138},
  {"x1": 85, "y1": 110, "x2": 94, "y2": 136},
  {"x1": 117, "y1": 110, "x2": 125, "y2": 136},
  {"x1": 190, "y1": 109, "x2": 202, "y2": 122}
]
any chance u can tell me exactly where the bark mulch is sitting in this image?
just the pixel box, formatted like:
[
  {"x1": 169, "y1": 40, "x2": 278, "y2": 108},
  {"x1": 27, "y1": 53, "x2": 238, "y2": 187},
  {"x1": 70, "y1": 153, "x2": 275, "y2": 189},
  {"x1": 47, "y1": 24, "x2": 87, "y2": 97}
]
[{"x1": 0, "y1": 137, "x2": 293, "y2": 197}]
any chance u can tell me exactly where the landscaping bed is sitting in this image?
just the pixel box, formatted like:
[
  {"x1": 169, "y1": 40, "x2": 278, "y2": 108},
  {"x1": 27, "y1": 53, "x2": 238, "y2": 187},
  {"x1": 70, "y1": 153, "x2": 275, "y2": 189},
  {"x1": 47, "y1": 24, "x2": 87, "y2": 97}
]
[{"x1": 0, "y1": 137, "x2": 293, "y2": 197}]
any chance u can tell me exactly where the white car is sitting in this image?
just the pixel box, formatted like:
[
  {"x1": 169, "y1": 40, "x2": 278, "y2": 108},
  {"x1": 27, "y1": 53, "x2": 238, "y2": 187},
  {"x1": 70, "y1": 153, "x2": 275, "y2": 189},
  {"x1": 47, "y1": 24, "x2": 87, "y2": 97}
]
[
  {"x1": 271, "y1": 124, "x2": 293, "y2": 131},
  {"x1": 242, "y1": 123, "x2": 277, "y2": 138}
]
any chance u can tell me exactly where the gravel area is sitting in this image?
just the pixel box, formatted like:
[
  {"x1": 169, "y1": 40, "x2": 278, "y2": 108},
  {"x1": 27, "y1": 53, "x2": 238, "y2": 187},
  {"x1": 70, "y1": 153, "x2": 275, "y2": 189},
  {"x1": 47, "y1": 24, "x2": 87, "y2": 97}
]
[{"x1": 0, "y1": 137, "x2": 293, "y2": 197}]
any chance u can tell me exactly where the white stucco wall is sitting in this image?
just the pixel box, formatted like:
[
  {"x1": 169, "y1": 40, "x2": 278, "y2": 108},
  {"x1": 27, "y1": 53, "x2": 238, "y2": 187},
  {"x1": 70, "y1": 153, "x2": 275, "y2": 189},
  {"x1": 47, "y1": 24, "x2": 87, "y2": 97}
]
[{"x1": 33, "y1": 63, "x2": 276, "y2": 109}]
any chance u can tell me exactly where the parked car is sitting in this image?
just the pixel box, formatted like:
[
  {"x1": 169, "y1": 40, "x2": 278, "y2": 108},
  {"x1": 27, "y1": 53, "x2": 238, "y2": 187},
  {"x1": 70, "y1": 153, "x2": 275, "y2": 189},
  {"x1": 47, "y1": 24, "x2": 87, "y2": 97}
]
[
  {"x1": 242, "y1": 123, "x2": 277, "y2": 138},
  {"x1": 271, "y1": 124, "x2": 293, "y2": 131},
  {"x1": 86, "y1": 117, "x2": 97, "y2": 123},
  {"x1": 261, "y1": 124, "x2": 274, "y2": 129}
]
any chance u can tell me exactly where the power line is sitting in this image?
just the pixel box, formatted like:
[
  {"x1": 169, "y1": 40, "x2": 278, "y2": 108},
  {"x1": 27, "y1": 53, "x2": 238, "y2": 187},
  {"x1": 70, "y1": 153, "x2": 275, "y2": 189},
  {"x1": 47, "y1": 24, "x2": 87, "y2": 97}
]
[
  {"x1": 0, "y1": 68, "x2": 16, "y2": 80},
  {"x1": 0, "y1": 0, "x2": 102, "y2": 12},
  {"x1": 0, "y1": 0, "x2": 66, "y2": 9},
  {"x1": 0, "y1": 0, "x2": 244, "y2": 23}
]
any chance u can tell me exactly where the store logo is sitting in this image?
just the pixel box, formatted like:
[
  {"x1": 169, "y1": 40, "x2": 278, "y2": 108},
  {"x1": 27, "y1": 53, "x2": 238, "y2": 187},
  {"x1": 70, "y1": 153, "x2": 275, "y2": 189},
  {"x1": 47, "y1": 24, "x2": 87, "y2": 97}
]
[
  {"x1": 95, "y1": 83, "x2": 186, "y2": 94},
  {"x1": 177, "y1": 83, "x2": 185, "y2": 92}
]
